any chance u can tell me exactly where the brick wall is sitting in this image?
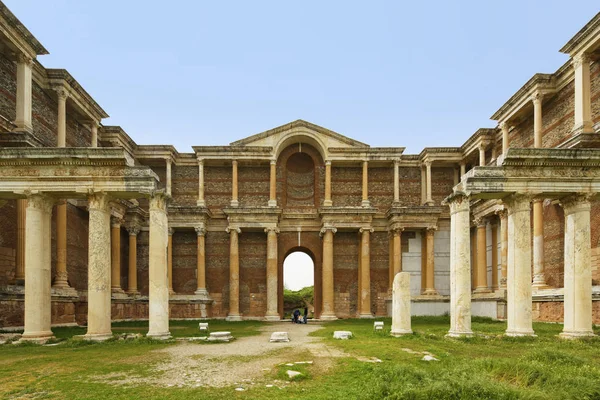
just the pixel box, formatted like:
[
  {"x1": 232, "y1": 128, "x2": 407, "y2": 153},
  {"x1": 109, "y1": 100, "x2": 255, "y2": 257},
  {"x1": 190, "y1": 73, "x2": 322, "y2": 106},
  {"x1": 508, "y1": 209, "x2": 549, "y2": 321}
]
[
  {"x1": 239, "y1": 231, "x2": 267, "y2": 317},
  {"x1": 172, "y1": 166, "x2": 198, "y2": 206},
  {"x1": 333, "y1": 232, "x2": 358, "y2": 317},
  {"x1": 205, "y1": 230, "x2": 229, "y2": 317},
  {"x1": 332, "y1": 167, "x2": 361, "y2": 207},
  {"x1": 0, "y1": 246, "x2": 15, "y2": 286},
  {"x1": 172, "y1": 229, "x2": 197, "y2": 294},
  {"x1": 239, "y1": 166, "x2": 269, "y2": 207},
  {"x1": 397, "y1": 167, "x2": 421, "y2": 206},
  {"x1": 205, "y1": 166, "x2": 232, "y2": 211},
  {"x1": 369, "y1": 167, "x2": 393, "y2": 209}
]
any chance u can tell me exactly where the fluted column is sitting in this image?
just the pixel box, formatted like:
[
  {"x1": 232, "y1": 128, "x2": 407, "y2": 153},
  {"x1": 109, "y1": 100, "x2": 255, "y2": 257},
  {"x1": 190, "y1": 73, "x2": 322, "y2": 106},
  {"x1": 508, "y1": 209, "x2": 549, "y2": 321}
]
[
  {"x1": 474, "y1": 218, "x2": 489, "y2": 293},
  {"x1": 231, "y1": 160, "x2": 239, "y2": 207},
  {"x1": 126, "y1": 225, "x2": 140, "y2": 295},
  {"x1": 504, "y1": 193, "x2": 535, "y2": 337},
  {"x1": 320, "y1": 225, "x2": 337, "y2": 320},
  {"x1": 359, "y1": 227, "x2": 373, "y2": 318},
  {"x1": 423, "y1": 227, "x2": 438, "y2": 295},
  {"x1": 560, "y1": 194, "x2": 594, "y2": 339},
  {"x1": 268, "y1": 160, "x2": 277, "y2": 207},
  {"x1": 446, "y1": 193, "x2": 473, "y2": 337},
  {"x1": 14, "y1": 199, "x2": 26, "y2": 284},
  {"x1": 265, "y1": 227, "x2": 280, "y2": 320},
  {"x1": 491, "y1": 219, "x2": 499, "y2": 291},
  {"x1": 21, "y1": 193, "x2": 54, "y2": 342},
  {"x1": 361, "y1": 160, "x2": 370, "y2": 207},
  {"x1": 194, "y1": 225, "x2": 208, "y2": 296},
  {"x1": 498, "y1": 209, "x2": 508, "y2": 289},
  {"x1": 425, "y1": 161, "x2": 433, "y2": 205},
  {"x1": 168, "y1": 228, "x2": 174, "y2": 295},
  {"x1": 324, "y1": 160, "x2": 332, "y2": 207},
  {"x1": 500, "y1": 122, "x2": 509, "y2": 157},
  {"x1": 226, "y1": 226, "x2": 242, "y2": 321},
  {"x1": 111, "y1": 217, "x2": 124, "y2": 293},
  {"x1": 393, "y1": 160, "x2": 400, "y2": 203},
  {"x1": 572, "y1": 54, "x2": 594, "y2": 134},
  {"x1": 84, "y1": 192, "x2": 113, "y2": 341},
  {"x1": 14, "y1": 54, "x2": 33, "y2": 133},
  {"x1": 147, "y1": 192, "x2": 171, "y2": 339},
  {"x1": 197, "y1": 158, "x2": 205, "y2": 207}
]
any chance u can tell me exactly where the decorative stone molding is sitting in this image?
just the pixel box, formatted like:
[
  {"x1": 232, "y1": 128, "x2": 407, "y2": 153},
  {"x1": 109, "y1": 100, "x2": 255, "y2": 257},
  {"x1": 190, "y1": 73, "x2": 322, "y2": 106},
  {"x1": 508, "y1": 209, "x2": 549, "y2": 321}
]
[
  {"x1": 226, "y1": 226, "x2": 242, "y2": 234},
  {"x1": 559, "y1": 193, "x2": 594, "y2": 215},
  {"x1": 88, "y1": 191, "x2": 111, "y2": 211},
  {"x1": 571, "y1": 53, "x2": 590, "y2": 69},
  {"x1": 443, "y1": 192, "x2": 470, "y2": 214},
  {"x1": 25, "y1": 192, "x2": 54, "y2": 214},
  {"x1": 149, "y1": 192, "x2": 169, "y2": 212},
  {"x1": 319, "y1": 224, "x2": 337, "y2": 237},
  {"x1": 110, "y1": 216, "x2": 123, "y2": 228},
  {"x1": 264, "y1": 227, "x2": 280, "y2": 235},
  {"x1": 195, "y1": 225, "x2": 206, "y2": 236},
  {"x1": 126, "y1": 225, "x2": 141, "y2": 236}
]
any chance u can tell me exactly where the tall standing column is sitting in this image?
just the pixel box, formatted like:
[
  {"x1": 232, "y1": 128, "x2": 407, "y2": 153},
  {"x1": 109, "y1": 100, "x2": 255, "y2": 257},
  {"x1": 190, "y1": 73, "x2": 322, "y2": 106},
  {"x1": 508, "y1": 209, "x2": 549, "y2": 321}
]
[
  {"x1": 498, "y1": 209, "x2": 508, "y2": 289},
  {"x1": 84, "y1": 192, "x2": 113, "y2": 341},
  {"x1": 500, "y1": 122, "x2": 509, "y2": 157},
  {"x1": 423, "y1": 227, "x2": 438, "y2": 295},
  {"x1": 478, "y1": 145, "x2": 486, "y2": 166},
  {"x1": 126, "y1": 225, "x2": 140, "y2": 295},
  {"x1": 90, "y1": 122, "x2": 99, "y2": 148},
  {"x1": 393, "y1": 160, "x2": 400, "y2": 204},
  {"x1": 425, "y1": 161, "x2": 433, "y2": 205},
  {"x1": 14, "y1": 54, "x2": 33, "y2": 133},
  {"x1": 324, "y1": 160, "x2": 332, "y2": 207},
  {"x1": 445, "y1": 193, "x2": 473, "y2": 337},
  {"x1": 560, "y1": 194, "x2": 594, "y2": 338},
  {"x1": 474, "y1": 218, "x2": 489, "y2": 293},
  {"x1": 231, "y1": 160, "x2": 239, "y2": 207},
  {"x1": 165, "y1": 159, "x2": 172, "y2": 197},
  {"x1": 532, "y1": 199, "x2": 547, "y2": 289},
  {"x1": 147, "y1": 192, "x2": 171, "y2": 339},
  {"x1": 491, "y1": 220, "x2": 499, "y2": 291},
  {"x1": 56, "y1": 88, "x2": 68, "y2": 147},
  {"x1": 168, "y1": 228, "x2": 174, "y2": 295},
  {"x1": 459, "y1": 162, "x2": 466, "y2": 178},
  {"x1": 14, "y1": 199, "x2": 26, "y2": 284},
  {"x1": 320, "y1": 225, "x2": 337, "y2": 320},
  {"x1": 504, "y1": 193, "x2": 535, "y2": 337},
  {"x1": 361, "y1": 160, "x2": 370, "y2": 207},
  {"x1": 21, "y1": 193, "x2": 54, "y2": 342},
  {"x1": 268, "y1": 160, "x2": 277, "y2": 207},
  {"x1": 393, "y1": 228, "x2": 402, "y2": 277},
  {"x1": 265, "y1": 227, "x2": 280, "y2": 320},
  {"x1": 359, "y1": 227, "x2": 373, "y2": 318},
  {"x1": 532, "y1": 91, "x2": 544, "y2": 148},
  {"x1": 194, "y1": 225, "x2": 208, "y2": 296},
  {"x1": 388, "y1": 232, "x2": 394, "y2": 291},
  {"x1": 572, "y1": 53, "x2": 594, "y2": 134},
  {"x1": 110, "y1": 217, "x2": 124, "y2": 293},
  {"x1": 197, "y1": 158, "x2": 205, "y2": 207},
  {"x1": 226, "y1": 226, "x2": 242, "y2": 321}
]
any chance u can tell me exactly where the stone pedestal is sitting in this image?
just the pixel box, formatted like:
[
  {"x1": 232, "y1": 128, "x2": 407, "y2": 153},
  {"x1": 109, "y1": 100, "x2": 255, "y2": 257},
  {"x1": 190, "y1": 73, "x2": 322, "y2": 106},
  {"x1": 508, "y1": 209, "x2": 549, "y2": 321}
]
[{"x1": 391, "y1": 272, "x2": 412, "y2": 336}]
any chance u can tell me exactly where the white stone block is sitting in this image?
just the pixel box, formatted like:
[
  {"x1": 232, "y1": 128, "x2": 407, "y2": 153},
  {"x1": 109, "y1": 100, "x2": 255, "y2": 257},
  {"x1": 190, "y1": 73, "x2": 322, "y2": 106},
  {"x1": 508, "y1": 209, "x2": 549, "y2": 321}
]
[
  {"x1": 207, "y1": 331, "x2": 233, "y2": 342},
  {"x1": 269, "y1": 331, "x2": 290, "y2": 342},
  {"x1": 391, "y1": 272, "x2": 413, "y2": 336},
  {"x1": 198, "y1": 322, "x2": 209, "y2": 331},
  {"x1": 373, "y1": 321, "x2": 384, "y2": 331},
  {"x1": 333, "y1": 331, "x2": 352, "y2": 339}
]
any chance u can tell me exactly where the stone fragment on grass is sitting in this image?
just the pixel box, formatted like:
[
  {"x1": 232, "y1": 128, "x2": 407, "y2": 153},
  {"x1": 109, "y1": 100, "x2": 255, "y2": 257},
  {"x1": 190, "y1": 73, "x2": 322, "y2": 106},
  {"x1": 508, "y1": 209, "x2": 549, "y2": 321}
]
[
  {"x1": 286, "y1": 370, "x2": 302, "y2": 378},
  {"x1": 333, "y1": 331, "x2": 352, "y2": 339},
  {"x1": 269, "y1": 331, "x2": 290, "y2": 342},
  {"x1": 421, "y1": 355, "x2": 439, "y2": 361},
  {"x1": 207, "y1": 331, "x2": 233, "y2": 342}
]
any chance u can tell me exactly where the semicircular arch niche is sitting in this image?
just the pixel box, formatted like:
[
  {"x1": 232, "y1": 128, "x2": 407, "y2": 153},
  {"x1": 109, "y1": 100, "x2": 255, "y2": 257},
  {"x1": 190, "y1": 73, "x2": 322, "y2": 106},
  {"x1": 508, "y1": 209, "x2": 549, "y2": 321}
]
[{"x1": 285, "y1": 151, "x2": 315, "y2": 207}]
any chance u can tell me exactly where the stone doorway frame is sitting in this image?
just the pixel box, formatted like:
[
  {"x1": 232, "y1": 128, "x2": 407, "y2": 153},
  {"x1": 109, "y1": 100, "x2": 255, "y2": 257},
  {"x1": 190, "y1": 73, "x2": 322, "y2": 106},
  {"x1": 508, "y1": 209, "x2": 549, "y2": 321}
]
[{"x1": 278, "y1": 245, "x2": 322, "y2": 319}]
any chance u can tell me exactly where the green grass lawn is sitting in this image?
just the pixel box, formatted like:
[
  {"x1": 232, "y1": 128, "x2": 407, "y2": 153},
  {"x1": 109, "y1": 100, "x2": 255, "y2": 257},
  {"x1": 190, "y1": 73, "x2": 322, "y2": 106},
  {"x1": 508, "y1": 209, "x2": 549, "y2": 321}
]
[{"x1": 1, "y1": 317, "x2": 600, "y2": 399}]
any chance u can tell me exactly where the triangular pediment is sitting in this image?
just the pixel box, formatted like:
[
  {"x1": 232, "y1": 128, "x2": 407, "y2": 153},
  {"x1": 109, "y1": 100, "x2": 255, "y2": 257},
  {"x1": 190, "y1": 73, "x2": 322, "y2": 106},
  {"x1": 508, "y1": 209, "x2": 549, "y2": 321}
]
[{"x1": 230, "y1": 120, "x2": 369, "y2": 149}]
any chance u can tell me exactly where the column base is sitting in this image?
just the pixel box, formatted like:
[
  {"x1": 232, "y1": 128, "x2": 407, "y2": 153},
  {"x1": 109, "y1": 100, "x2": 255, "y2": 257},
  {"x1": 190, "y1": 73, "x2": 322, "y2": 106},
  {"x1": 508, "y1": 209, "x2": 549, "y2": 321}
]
[
  {"x1": 473, "y1": 287, "x2": 491, "y2": 294},
  {"x1": 559, "y1": 330, "x2": 595, "y2": 340},
  {"x1": 320, "y1": 313, "x2": 338, "y2": 321},
  {"x1": 111, "y1": 287, "x2": 125, "y2": 294},
  {"x1": 169, "y1": 289, "x2": 176, "y2": 296},
  {"x1": 226, "y1": 314, "x2": 243, "y2": 322},
  {"x1": 421, "y1": 289, "x2": 439, "y2": 296},
  {"x1": 359, "y1": 313, "x2": 374, "y2": 319},
  {"x1": 323, "y1": 200, "x2": 333, "y2": 207},
  {"x1": 391, "y1": 329, "x2": 413, "y2": 337},
  {"x1": 146, "y1": 332, "x2": 172, "y2": 340},
  {"x1": 361, "y1": 200, "x2": 371, "y2": 208},
  {"x1": 51, "y1": 285, "x2": 78, "y2": 297},
  {"x1": 446, "y1": 330, "x2": 473, "y2": 338},
  {"x1": 20, "y1": 331, "x2": 54, "y2": 343},
  {"x1": 264, "y1": 314, "x2": 281, "y2": 321},
  {"x1": 572, "y1": 122, "x2": 595, "y2": 135},
  {"x1": 81, "y1": 333, "x2": 114, "y2": 342},
  {"x1": 230, "y1": 200, "x2": 239, "y2": 208},
  {"x1": 126, "y1": 290, "x2": 140, "y2": 296},
  {"x1": 194, "y1": 288, "x2": 210, "y2": 299},
  {"x1": 196, "y1": 200, "x2": 206, "y2": 207},
  {"x1": 424, "y1": 200, "x2": 434, "y2": 206},
  {"x1": 268, "y1": 200, "x2": 277, "y2": 207},
  {"x1": 504, "y1": 330, "x2": 536, "y2": 337}
]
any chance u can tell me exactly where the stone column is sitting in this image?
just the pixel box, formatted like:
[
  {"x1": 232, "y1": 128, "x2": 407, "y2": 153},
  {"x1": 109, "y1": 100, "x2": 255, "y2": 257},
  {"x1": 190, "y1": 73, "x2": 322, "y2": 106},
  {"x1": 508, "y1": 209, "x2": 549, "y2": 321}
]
[
  {"x1": 359, "y1": 227, "x2": 373, "y2": 318},
  {"x1": 459, "y1": 162, "x2": 466, "y2": 178},
  {"x1": 324, "y1": 160, "x2": 332, "y2": 206},
  {"x1": 361, "y1": 160, "x2": 370, "y2": 207},
  {"x1": 84, "y1": 192, "x2": 113, "y2": 341},
  {"x1": 532, "y1": 199, "x2": 547, "y2": 289},
  {"x1": 500, "y1": 122, "x2": 509, "y2": 157},
  {"x1": 21, "y1": 193, "x2": 54, "y2": 342},
  {"x1": 14, "y1": 54, "x2": 33, "y2": 133},
  {"x1": 423, "y1": 227, "x2": 438, "y2": 295},
  {"x1": 320, "y1": 225, "x2": 337, "y2": 320},
  {"x1": 197, "y1": 158, "x2": 205, "y2": 207},
  {"x1": 572, "y1": 53, "x2": 594, "y2": 134},
  {"x1": 194, "y1": 225, "x2": 208, "y2": 296},
  {"x1": 231, "y1": 160, "x2": 239, "y2": 207},
  {"x1": 498, "y1": 209, "x2": 508, "y2": 289},
  {"x1": 147, "y1": 192, "x2": 171, "y2": 339},
  {"x1": 446, "y1": 193, "x2": 473, "y2": 337},
  {"x1": 478, "y1": 145, "x2": 486, "y2": 166},
  {"x1": 390, "y1": 272, "x2": 412, "y2": 336},
  {"x1": 388, "y1": 232, "x2": 394, "y2": 290},
  {"x1": 168, "y1": 228, "x2": 174, "y2": 295},
  {"x1": 226, "y1": 226, "x2": 242, "y2": 321},
  {"x1": 56, "y1": 88, "x2": 68, "y2": 147},
  {"x1": 504, "y1": 193, "x2": 535, "y2": 337},
  {"x1": 420, "y1": 165, "x2": 426, "y2": 204},
  {"x1": 269, "y1": 160, "x2": 277, "y2": 207},
  {"x1": 560, "y1": 194, "x2": 594, "y2": 338},
  {"x1": 14, "y1": 198, "x2": 26, "y2": 284},
  {"x1": 90, "y1": 122, "x2": 99, "y2": 148},
  {"x1": 425, "y1": 161, "x2": 433, "y2": 206},
  {"x1": 491, "y1": 219, "x2": 499, "y2": 291},
  {"x1": 126, "y1": 225, "x2": 140, "y2": 295},
  {"x1": 532, "y1": 92, "x2": 544, "y2": 148},
  {"x1": 110, "y1": 217, "x2": 124, "y2": 293},
  {"x1": 393, "y1": 228, "x2": 402, "y2": 277},
  {"x1": 165, "y1": 158, "x2": 172, "y2": 196},
  {"x1": 474, "y1": 218, "x2": 489, "y2": 293},
  {"x1": 265, "y1": 227, "x2": 280, "y2": 320},
  {"x1": 53, "y1": 200, "x2": 71, "y2": 290},
  {"x1": 393, "y1": 160, "x2": 400, "y2": 203}
]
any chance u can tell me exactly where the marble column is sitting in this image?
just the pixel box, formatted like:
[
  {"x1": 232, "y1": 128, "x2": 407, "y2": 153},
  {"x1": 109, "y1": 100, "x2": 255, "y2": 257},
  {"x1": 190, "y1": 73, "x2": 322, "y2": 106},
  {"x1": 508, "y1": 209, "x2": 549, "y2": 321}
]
[
  {"x1": 111, "y1": 217, "x2": 124, "y2": 293},
  {"x1": 14, "y1": 54, "x2": 33, "y2": 133},
  {"x1": 532, "y1": 199, "x2": 547, "y2": 289},
  {"x1": 388, "y1": 232, "x2": 394, "y2": 290},
  {"x1": 56, "y1": 88, "x2": 68, "y2": 147},
  {"x1": 165, "y1": 159, "x2": 172, "y2": 197},
  {"x1": 361, "y1": 161, "x2": 370, "y2": 207},
  {"x1": 320, "y1": 225, "x2": 337, "y2": 320},
  {"x1": 560, "y1": 194, "x2": 594, "y2": 339},
  {"x1": 231, "y1": 160, "x2": 239, "y2": 207},
  {"x1": 90, "y1": 122, "x2": 99, "y2": 148},
  {"x1": 500, "y1": 122, "x2": 509, "y2": 157},
  {"x1": 446, "y1": 193, "x2": 473, "y2": 337},
  {"x1": 126, "y1": 225, "x2": 140, "y2": 295},
  {"x1": 420, "y1": 165, "x2": 426, "y2": 204},
  {"x1": 14, "y1": 199, "x2": 26, "y2": 284},
  {"x1": 168, "y1": 228, "x2": 174, "y2": 295},
  {"x1": 498, "y1": 209, "x2": 508, "y2": 289},
  {"x1": 393, "y1": 160, "x2": 400, "y2": 203},
  {"x1": 390, "y1": 272, "x2": 412, "y2": 336},
  {"x1": 226, "y1": 226, "x2": 242, "y2": 321},
  {"x1": 265, "y1": 227, "x2": 280, "y2": 320},
  {"x1": 197, "y1": 158, "x2": 205, "y2": 207},
  {"x1": 572, "y1": 53, "x2": 594, "y2": 134},
  {"x1": 504, "y1": 193, "x2": 535, "y2": 337},
  {"x1": 194, "y1": 225, "x2": 208, "y2": 296},
  {"x1": 459, "y1": 162, "x2": 466, "y2": 178},
  {"x1": 359, "y1": 227, "x2": 373, "y2": 318},
  {"x1": 53, "y1": 200, "x2": 71, "y2": 290},
  {"x1": 21, "y1": 193, "x2": 54, "y2": 342},
  {"x1": 478, "y1": 145, "x2": 486, "y2": 166},
  {"x1": 474, "y1": 218, "x2": 489, "y2": 293},
  {"x1": 268, "y1": 160, "x2": 277, "y2": 207},
  {"x1": 147, "y1": 192, "x2": 171, "y2": 339},
  {"x1": 491, "y1": 219, "x2": 499, "y2": 291},
  {"x1": 393, "y1": 228, "x2": 402, "y2": 277},
  {"x1": 84, "y1": 192, "x2": 113, "y2": 341},
  {"x1": 423, "y1": 227, "x2": 438, "y2": 295},
  {"x1": 425, "y1": 161, "x2": 433, "y2": 205},
  {"x1": 324, "y1": 160, "x2": 332, "y2": 206},
  {"x1": 532, "y1": 91, "x2": 544, "y2": 148}
]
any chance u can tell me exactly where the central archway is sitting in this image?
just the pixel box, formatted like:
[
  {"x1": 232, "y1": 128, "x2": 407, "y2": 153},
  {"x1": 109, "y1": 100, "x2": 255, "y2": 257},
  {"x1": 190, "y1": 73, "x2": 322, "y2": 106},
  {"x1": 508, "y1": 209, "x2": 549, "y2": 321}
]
[
  {"x1": 283, "y1": 251, "x2": 314, "y2": 319},
  {"x1": 278, "y1": 245, "x2": 321, "y2": 319}
]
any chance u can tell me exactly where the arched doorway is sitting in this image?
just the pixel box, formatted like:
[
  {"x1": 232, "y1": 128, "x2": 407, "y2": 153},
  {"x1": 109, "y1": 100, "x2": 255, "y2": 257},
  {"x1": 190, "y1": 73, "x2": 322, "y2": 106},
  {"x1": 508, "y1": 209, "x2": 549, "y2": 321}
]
[{"x1": 282, "y1": 251, "x2": 315, "y2": 319}]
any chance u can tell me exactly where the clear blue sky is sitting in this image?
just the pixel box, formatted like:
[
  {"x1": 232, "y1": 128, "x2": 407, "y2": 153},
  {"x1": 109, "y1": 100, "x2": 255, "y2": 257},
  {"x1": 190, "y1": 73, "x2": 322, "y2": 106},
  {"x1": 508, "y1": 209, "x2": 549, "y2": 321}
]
[{"x1": 8, "y1": 1, "x2": 599, "y2": 153}]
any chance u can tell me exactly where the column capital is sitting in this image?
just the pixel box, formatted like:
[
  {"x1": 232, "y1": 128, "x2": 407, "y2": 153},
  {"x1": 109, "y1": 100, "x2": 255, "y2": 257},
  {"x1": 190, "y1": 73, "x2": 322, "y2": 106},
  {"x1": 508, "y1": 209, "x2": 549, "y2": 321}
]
[
  {"x1": 226, "y1": 226, "x2": 241, "y2": 234},
  {"x1": 270, "y1": 159, "x2": 277, "y2": 166},
  {"x1": 495, "y1": 207, "x2": 508, "y2": 219},
  {"x1": 473, "y1": 217, "x2": 487, "y2": 228},
  {"x1": 17, "y1": 53, "x2": 34, "y2": 66},
  {"x1": 572, "y1": 53, "x2": 591, "y2": 69},
  {"x1": 168, "y1": 227, "x2": 175, "y2": 236},
  {"x1": 502, "y1": 193, "x2": 534, "y2": 214},
  {"x1": 195, "y1": 225, "x2": 206, "y2": 236},
  {"x1": 423, "y1": 160, "x2": 432, "y2": 168},
  {"x1": 425, "y1": 226, "x2": 437, "y2": 234},
  {"x1": 25, "y1": 192, "x2": 54, "y2": 214},
  {"x1": 264, "y1": 227, "x2": 280, "y2": 234},
  {"x1": 54, "y1": 87, "x2": 69, "y2": 101},
  {"x1": 232, "y1": 159, "x2": 238, "y2": 166},
  {"x1": 359, "y1": 227, "x2": 374, "y2": 234},
  {"x1": 88, "y1": 191, "x2": 111, "y2": 211},
  {"x1": 197, "y1": 157, "x2": 204, "y2": 165},
  {"x1": 110, "y1": 216, "x2": 123, "y2": 228},
  {"x1": 530, "y1": 91, "x2": 544, "y2": 104},
  {"x1": 149, "y1": 191, "x2": 170, "y2": 211},
  {"x1": 393, "y1": 158, "x2": 401, "y2": 167},
  {"x1": 443, "y1": 192, "x2": 470, "y2": 213},
  {"x1": 499, "y1": 121, "x2": 509, "y2": 133},
  {"x1": 126, "y1": 225, "x2": 141, "y2": 236},
  {"x1": 325, "y1": 160, "x2": 331, "y2": 166},
  {"x1": 319, "y1": 225, "x2": 337, "y2": 237},
  {"x1": 559, "y1": 193, "x2": 594, "y2": 215}
]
